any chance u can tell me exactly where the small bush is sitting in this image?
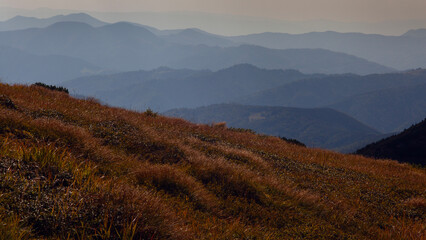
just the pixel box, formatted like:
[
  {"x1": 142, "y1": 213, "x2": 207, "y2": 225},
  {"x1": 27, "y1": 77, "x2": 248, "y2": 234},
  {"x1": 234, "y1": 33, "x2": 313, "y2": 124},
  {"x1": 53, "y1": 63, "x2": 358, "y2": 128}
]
[
  {"x1": 0, "y1": 95, "x2": 16, "y2": 109},
  {"x1": 32, "y1": 82, "x2": 69, "y2": 94},
  {"x1": 280, "y1": 136, "x2": 306, "y2": 147},
  {"x1": 0, "y1": 213, "x2": 31, "y2": 240},
  {"x1": 144, "y1": 108, "x2": 158, "y2": 117}
]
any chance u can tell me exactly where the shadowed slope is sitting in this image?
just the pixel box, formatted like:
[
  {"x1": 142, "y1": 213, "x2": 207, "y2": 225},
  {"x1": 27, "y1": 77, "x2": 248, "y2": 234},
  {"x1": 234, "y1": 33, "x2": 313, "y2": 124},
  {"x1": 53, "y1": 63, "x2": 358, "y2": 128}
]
[{"x1": 357, "y1": 118, "x2": 426, "y2": 166}]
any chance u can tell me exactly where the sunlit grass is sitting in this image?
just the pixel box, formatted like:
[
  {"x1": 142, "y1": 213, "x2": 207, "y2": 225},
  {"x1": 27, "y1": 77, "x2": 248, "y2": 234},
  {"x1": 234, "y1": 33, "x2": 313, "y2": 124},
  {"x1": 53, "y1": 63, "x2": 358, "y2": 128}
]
[{"x1": 0, "y1": 83, "x2": 425, "y2": 239}]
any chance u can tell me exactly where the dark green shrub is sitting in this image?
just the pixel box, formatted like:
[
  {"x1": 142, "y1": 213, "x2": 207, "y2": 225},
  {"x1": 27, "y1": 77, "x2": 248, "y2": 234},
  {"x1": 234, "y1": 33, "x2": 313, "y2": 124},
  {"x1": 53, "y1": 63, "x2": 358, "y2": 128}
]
[
  {"x1": 144, "y1": 108, "x2": 158, "y2": 117},
  {"x1": 280, "y1": 136, "x2": 306, "y2": 147},
  {"x1": 32, "y1": 82, "x2": 69, "y2": 94}
]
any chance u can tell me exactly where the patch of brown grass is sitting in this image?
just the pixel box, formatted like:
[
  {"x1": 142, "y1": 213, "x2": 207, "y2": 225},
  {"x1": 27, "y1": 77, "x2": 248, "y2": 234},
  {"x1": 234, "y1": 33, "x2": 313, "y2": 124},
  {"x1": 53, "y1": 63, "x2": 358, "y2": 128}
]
[{"x1": 1, "y1": 83, "x2": 425, "y2": 239}]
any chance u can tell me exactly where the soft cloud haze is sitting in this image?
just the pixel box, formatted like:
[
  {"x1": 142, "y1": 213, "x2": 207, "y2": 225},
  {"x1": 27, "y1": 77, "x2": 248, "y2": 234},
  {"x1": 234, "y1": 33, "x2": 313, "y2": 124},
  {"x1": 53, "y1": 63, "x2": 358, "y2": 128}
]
[{"x1": 2, "y1": 0, "x2": 426, "y2": 22}]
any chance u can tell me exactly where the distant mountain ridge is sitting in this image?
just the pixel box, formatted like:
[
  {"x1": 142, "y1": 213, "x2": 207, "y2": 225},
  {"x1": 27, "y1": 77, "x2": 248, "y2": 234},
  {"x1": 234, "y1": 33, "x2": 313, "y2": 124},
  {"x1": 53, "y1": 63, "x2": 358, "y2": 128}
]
[
  {"x1": 356, "y1": 118, "x2": 426, "y2": 165},
  {"x1": 162, "y1": 28, "x2": 236, "y2": 47},
  {"x1": 63, "y1": 64, "x2": 310, "y2": 112},
  {"x1": 63, "y1": 65, "x2": 426, "y2": 140},
  {"x1": 237, "y1": 69, "x2": 426, "y2": 132},
  {"x1": 329, "y1": 83, "x2": 426, "y2": 133},
  {"x1": 229, "y1": 30, "x2": 426, "y2": 70},
  {"x1": 0, "y1": 13, "x2": 107, "y2": 31},
  {"x1": 238, "y1": 70, "x2": 426, "y2": 107},
  {"x1": 402, "y1": 28, "x2": 426, "y2": 38},
  {"x1": 164, "y1": 103, "x2": 384, "y2": 152},
  {"x1": 0, "y1": 19, "x2": 394, "y2": 75},
  {"x1": 0, "y1": 46, "x2": 102, "y2": 84},
  {"x1": 1, "y1": 13, "x2": 424, "y2": 70}
]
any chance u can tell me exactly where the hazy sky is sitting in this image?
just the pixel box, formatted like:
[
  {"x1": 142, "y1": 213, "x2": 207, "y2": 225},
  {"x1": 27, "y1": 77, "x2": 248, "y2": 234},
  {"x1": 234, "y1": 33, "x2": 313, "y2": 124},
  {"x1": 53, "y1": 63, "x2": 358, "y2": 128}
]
[{"x1": 2, "y1": 0, "x2": 426, "y2": 22}]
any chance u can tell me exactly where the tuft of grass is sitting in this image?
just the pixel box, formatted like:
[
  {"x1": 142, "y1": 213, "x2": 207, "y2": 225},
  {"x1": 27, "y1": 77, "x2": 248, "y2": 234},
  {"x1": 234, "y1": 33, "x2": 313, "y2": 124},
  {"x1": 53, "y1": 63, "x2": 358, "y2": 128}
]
[
  {"x1": 0, "y1": 212, "x2": 32, "y2": 240},
  {"x1": 405, "y1": 197, "x2": 426, "y2": 208},
  {"x1": 135, "y1": 163, "x2": 219, "y2": 211}
]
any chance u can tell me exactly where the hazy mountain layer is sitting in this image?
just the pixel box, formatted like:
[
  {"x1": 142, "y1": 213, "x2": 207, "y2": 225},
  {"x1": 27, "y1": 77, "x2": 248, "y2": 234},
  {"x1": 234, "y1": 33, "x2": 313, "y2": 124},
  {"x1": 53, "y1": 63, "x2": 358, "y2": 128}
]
[
  {"x1": 1, "y1": 13, "x2": 424, "y2": 71},
  {"x1": 0, "y1": 46, "x2": 102, "y2": 84},
  {"x1": 237, "y1": 69, "x2": 426, "y2": 132},
  {"x1": 63, "y1": 64, "x2": 310, "y2": 112},
  {"x1": 0, "y1": 13, "x2": 107, "y2": 31},
  {"x1": 329, "y1": 83, "x2": 426, "y2": 133},
  {"x1": 64, "y1": 66, "x2": 426, "y2": 137},
  {"x1": 230, "y1": 30, "x2": 426, "y2": 70},
  {"x1": 164, "y1": 103, "x2": 383, "y2": 152},
  {"x1": 0, "y1": 21, "x2": 393, "y2": 74}
]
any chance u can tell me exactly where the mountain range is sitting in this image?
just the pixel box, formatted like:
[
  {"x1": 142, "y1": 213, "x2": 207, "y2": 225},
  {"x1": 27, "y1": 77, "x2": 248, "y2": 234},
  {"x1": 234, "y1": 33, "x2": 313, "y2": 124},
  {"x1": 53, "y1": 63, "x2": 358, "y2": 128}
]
[
  {"x1": 63, "y1": 64, "x2": 311, "y2": 112},
  {"x1": 1, "y1": 13, "x2": 425, "y2": 71},
  {"x1": 0, "y1": 21, "x2": 392, "y2": 76},
  {"x1": 229, "y1": 30, "x2": 426, "y2": 70},
  {"x1": 329, "y1": 82, "x2": 426, "y2": 133},
  {"x1": 64, "y1": 65, "x2": 426, "y2": 135},
  {"x1": 0, "y1": 46, "x2": 102, "y2": 84},
  {"x1": 0, "y1": 13, "x2": 107, "y2": 31},
  {"x1": 237, "y1": 69, "x2": 426, "y2": 132},
  {"x1": 164, "y1": 104, "x2": 386, "y2": 152}
]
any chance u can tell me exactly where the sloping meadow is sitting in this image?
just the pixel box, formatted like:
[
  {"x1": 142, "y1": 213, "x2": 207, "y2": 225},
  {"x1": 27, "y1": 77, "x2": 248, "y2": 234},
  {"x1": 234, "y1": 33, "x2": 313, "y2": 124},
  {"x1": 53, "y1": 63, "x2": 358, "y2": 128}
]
[{"x1": 0, "y1": 83, "x2": 425, "y2": 239}]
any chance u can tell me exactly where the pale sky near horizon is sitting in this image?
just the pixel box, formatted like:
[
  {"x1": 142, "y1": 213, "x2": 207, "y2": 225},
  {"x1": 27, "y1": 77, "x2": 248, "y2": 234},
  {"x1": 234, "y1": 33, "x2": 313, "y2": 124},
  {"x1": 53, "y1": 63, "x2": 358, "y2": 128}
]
[{"x1": 2, "y1": 0, "x2": 426, "y2": 22}]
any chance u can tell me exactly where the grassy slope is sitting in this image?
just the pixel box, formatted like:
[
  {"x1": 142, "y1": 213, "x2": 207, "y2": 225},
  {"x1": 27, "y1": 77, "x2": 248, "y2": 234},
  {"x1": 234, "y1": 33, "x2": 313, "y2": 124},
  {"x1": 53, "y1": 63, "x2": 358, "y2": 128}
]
[{"x1": 0, "y1": 83, "x2": 425, "y2": 239}]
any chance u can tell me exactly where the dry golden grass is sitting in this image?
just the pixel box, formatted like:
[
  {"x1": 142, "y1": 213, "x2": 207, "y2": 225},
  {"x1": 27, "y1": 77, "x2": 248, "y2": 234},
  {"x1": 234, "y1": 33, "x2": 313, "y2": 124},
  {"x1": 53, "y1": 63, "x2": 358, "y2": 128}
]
[{"x1": 0, "y1": 83, "x2": 425, "y2": 239}]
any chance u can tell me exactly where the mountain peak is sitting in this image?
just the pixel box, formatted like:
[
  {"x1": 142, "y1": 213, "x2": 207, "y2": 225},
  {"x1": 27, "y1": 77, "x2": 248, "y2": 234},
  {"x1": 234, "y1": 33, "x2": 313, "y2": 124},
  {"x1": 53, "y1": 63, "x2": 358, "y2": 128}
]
[
  {"x1": 66, "y1": 13, "x2": 93, "y2": 18},
  {"x1": 1, "y1": 13, "x2": 107, "y2": 30},
  {"x1": 99, "y1": 22, "x2": 158, "y2": 38},
  {"x1": 50, "y1": 13, "x2": 107, "y2": 27},
  {"x1": 402, "y1": 28, "x2": 426, "y2": 38},
  {"x1": 5, "y1": 15, "x2": 38, "y2": 22},
  {"x1": 177, "y1": 28, "x2": 213, "y2": 36},
  {"x1": 179, "y1": 28, "x2": 202, "y2": 35},
  {"x1": 100, "y1": 22, "x2": 151, "y2": 32}
]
